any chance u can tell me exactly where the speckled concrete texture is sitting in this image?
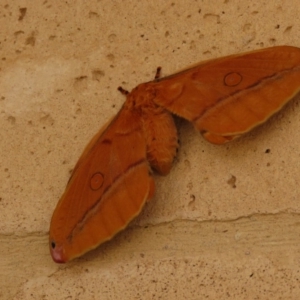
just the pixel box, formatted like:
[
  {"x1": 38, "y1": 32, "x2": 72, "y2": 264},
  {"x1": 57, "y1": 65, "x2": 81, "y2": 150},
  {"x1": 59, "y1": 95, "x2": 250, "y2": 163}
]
[{"x1": 2, "y1": 1, "x2": 300, "y2": 299}]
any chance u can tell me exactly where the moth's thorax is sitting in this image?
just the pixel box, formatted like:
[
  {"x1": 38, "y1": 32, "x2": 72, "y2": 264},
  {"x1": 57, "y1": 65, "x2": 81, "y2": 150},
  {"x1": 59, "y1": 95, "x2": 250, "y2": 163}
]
[{"x1": 125, "y1": 83, "x2": 157, "y2": 111}]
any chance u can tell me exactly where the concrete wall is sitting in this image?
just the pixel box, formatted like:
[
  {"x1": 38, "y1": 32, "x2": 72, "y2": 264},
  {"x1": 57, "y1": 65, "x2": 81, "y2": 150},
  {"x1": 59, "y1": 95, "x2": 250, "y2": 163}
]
[{"x1": 1, "y1": 1, "x2": 300, "y2": 299}]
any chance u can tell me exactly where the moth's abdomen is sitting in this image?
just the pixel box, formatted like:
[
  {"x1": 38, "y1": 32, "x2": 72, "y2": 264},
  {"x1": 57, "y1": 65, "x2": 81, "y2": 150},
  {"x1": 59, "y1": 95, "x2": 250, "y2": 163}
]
[{"x1": 142, "y1": 107, "x2": 178, "y2": 175}]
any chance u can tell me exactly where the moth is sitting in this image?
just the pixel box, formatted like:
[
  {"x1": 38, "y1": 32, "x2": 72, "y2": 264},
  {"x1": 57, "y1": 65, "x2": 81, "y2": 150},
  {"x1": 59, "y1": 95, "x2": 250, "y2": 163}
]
[{"x1": 49, "y1": 46, "x2": 300, "y2": 263}]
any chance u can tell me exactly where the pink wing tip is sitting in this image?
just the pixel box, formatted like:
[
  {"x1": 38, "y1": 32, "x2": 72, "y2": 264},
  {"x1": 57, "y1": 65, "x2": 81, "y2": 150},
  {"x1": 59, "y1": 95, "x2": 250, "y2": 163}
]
[{"x1": 50, "y1": 242, "x2": 67, "y2": 263}]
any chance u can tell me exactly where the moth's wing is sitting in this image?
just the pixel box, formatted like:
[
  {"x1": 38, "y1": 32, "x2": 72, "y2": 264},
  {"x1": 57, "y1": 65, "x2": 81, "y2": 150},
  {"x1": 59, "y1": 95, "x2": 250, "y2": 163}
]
[
  {"x1": 49, "y1": 106, "x2": 154, "y2": 263},
  {"x1": 152, "y1": 46, "x2": 300, "y2": 144}
]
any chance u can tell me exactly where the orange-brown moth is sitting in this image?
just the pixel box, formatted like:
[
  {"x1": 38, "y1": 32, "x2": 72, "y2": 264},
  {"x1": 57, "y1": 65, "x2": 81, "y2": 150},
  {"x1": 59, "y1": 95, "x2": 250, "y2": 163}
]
[{"x1": 50, "y1": 46, "x2": 300, "y2": 263}]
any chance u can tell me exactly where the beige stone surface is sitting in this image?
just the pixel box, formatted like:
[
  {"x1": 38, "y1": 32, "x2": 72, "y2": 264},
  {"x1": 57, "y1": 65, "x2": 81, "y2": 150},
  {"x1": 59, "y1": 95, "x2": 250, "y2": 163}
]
[{"x1": 1, "y1": 1, "x2": 300, "y2": 299}]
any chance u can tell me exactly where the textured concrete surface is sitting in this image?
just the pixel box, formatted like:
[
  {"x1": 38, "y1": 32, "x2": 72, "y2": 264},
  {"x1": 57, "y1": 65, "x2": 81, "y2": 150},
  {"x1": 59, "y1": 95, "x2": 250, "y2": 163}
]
[{"x1": 1, "y1": 1, "x2": 300, "y2": 299}]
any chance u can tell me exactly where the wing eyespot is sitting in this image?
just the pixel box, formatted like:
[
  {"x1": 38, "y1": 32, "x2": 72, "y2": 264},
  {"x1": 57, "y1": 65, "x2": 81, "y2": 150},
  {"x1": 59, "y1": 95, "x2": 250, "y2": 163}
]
[
  {"x1": 90, "y1": 172, "x2": 104, "y2": 191},
  {"x1": 224, "y1": 72, "x2": 243, "y2": 87}
]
